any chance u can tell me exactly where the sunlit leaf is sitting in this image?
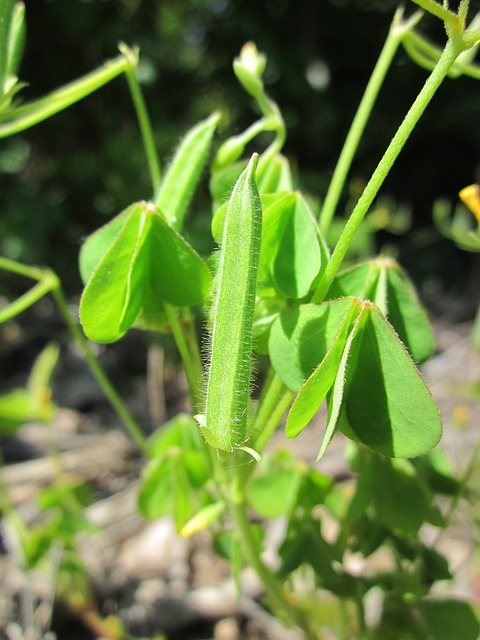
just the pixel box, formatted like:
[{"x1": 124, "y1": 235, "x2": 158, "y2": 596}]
[
  {"x1": 79, "y1": 205, "x2": 147, "y2": 343},
  {"x1": 284, "y1": 302, "x2": 358, "y2": 443},
  {"x1": 342, "y1": 303, "x2": 442, "y2": 457},
  {"x1": 257, "y1": 153, "x2": 293, "y2": 193},
  {"x1": 261, "y1": 192, "x2": 321, "y2": 298},
  {"x1": 269, "y1": 297, "x2": 356, "y2": 391},
  {"x1": 79, "y1": 205, "x2": 132, "y2": 284},
  {"x1": 327, "y1": 257, "x2": 434, "y2": 363},
  {"x1": 79, "y1": 202, "x2": 211, "y2": 343}
]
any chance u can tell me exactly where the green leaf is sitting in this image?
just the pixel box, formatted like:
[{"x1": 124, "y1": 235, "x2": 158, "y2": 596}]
[
  {"x1": 420, "y1": 546, "x2": 452, "y2": 582},
  {"x1": 139, "y1": 418, "x2": 211, "y2": 524},
  {"x1": 412, "y1": 450, "x2": 460, "y2": 496},
  {"x1": 210, "y1": 161, "x2": 246, "y2": 206},
  {"x1": 285, "y1": 299, "x2": 441, "y2": 460},
  {"x1": 213, "y1": 190, "x2": 321, "y2": 300},
  {"x1": 138, "y1": 448, "x2": 209, "y2": 523},
  {"x1": 0, "y1": 343, "x2": 59, "y2": 435},
  {"x1": 261, "y1": 192, "x2": 321, "y2": 298},
  {"x1": 247, "y1": 467, "x2": 302, "y2": 518},
  {"x1": 79, "y1": 202, "x2": 211, "y2": 343},
  {"x1": 278, "y1": 516, "x2": 338, "y2": 584},
  {"x1": 137, "y1": 455, "x2": 172, "y2": 518},
  {"x1": 79, "y1": 206, "x2": 132, "y2": 284},
  {"x1": 327, "y1": 257, "x2": 434, "y2": 363},
  {"x1": 27, "y1": 342, "x2": 60, "y2": 397},
  {"x1": 257, "y1": 153, "x2": 293, "y2": 193},
  {"x1": 147, "y1": 210, "x2": 211, "y2": 307},
  {"x1": 385, "y1": 264, "x2": 435, "y2": 363},
  {"x1": 0, "y1": 389, "x2": 40, "y2": 434},
  {"x1": 155, "y1": 112, "x2": 220, "y2": 230},
  {"x1": 343, "y1": 452, "x2": 379, "y2": 523},
  {"x1": 315, "y1": 328, "x2": 359, "y2": 461},
  {"x1": 270, "y1": 297, "x2": 357, "y2": 392},
  {"x1": 421, "y1": 599, "x2": 480, "y2": 640},
  {"x1": 169, "y1": 450, "x2": 194, "y2": 531},
  {"x1": 148, "y1": 413, "x2": 204, "y2": 457},
  {"x1": 252, "y1": 296, "x2": 285, "y2": 355},
  {"x1": 373, "y1": 458, "x2": 435, "y2": 536},
  {"x1": 341, "y1": 303, "x2": 442, "y2": 457},
  {"x1": 213, "y1": 526, "x2": 264, "y2": 563},
  {"x1": 301, "y1": 468, "x2": 334, "y2": 512},
  {"x1": 282, "y1": 298, "x2": 361, "y2": 445},
  {"x1": 79, "y1": 204, "x2": 148, "y2": 343}
]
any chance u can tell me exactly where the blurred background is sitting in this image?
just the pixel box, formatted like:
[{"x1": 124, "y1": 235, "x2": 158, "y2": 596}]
[{"x1": 1, "y1": 0, "x2": 480, "y2": 307}]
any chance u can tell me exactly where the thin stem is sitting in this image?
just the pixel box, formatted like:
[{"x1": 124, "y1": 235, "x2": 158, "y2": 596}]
[
  {"x1": 409, "y1": 0, "x2": 455, "y2": 23},
  {"x1": 120, "y1": 44, "x2": 162, "y2": 194},
  {"x1": 163, "y1": 303, "x2": 203, "y2": 411},
  {"x1": 0, "y1": 254, "x2": 46, "y2": 280},
  {"x1": 319, "y1": 7, "x2": 422, "y2": 234},
  {"x1": 433, "y1": 438, "x2": 480, "y2": 546},
  {"x1": 51, "y1": 285, "x2": 150, "y2": 456},
  {"x1": 0, "y1": 279, "x2": 54, "y2": 323},
  {"x1": 253, "y1": 372, "x2": 294, "y2": 453},
  {"x1": 227, "y1": 475, "x2": 319, "y2": 640},
  {"x1": 0, "y1": 256, "x2": 150, "y2": 454},
  {"x1": 311, "y1": 34, "x2": 464, "y2": 303},
  {"x1": 354, "y1": 581, "x2": 367, "y2": 637},
  {"x1": 0, "y1": 55, "x2": 129, "y2": 137},
  {"x1": 182, "y1": 307, "x2": 205, "y2": 411}
]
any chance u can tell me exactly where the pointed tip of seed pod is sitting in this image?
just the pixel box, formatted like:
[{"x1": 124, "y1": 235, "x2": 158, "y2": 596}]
[{"x1": 247, "y1": 152, "x2": 259, "y2": 174}]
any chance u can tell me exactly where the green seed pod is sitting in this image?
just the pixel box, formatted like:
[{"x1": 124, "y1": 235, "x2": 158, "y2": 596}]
[
  {"x1": 199, "y1": 153, "x2": 262, "y2": 452},
  {"x1": 155, "y1": 111, "x2": 220, "y2": 231},
  {"x1": 6, "y1": 1, "x2": 25, "y2": 81}
]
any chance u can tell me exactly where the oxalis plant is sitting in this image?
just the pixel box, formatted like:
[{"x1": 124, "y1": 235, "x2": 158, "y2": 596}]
[{"x1": 2, "y1": 1, "x2": 480, "y2": 639}]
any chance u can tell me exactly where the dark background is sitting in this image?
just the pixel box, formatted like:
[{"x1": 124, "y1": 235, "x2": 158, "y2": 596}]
[{"x1": 1, "y1": 0, "x2": 480, "y2": 301}]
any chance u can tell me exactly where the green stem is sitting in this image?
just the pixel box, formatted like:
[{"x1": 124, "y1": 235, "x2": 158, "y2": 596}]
[
  {"x1": 120, "y1": 44, "x2": 162, "y2": 194},
  {"x1": 252, "y1": 372, "x2": 294, "y2": 453},
  {"x1": 311, "y1": 34, "x2": 464, "y2": 303},
  {"x1": 1, "y1": 257, "x2": 150, "y2": 454},
  {"x1": 51, "y1": 284, "x2": 150, "y2": 455},
  {"x1": 227, "y1": 475, "x2": 319, "y2": 640},
  {"x1": 319, "y1": 7, "x2": 422, "y2": 234},
  {"x1": 254, "y1": 86, "x2": 286, "y2": 163},
  {"x1": 0, "y1": 254, "x2": 46, "y2": 279},
  {"x1": 409, "y1": 0, "x2": 455, "y2": 23},
  {"x1": 182, "y1": 307, "x2": 205, "y2": 411},
  {"x1": 163, "y1": 303, "x2": 203, "y2": 411},
  {"x1": 0, "y1": 54, "x2": 129, "y2": 137},
  {"x1": 433, "y1": 438, "x2": 480, "y2": 546},
  {"x1": 0, "y1": 273, "x2": 55, "y2": 323}
]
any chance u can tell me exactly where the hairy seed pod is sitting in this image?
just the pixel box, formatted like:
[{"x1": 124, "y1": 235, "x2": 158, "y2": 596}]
[{"x1": 199, "y1": 153, "x2": 262, "y2": 452}]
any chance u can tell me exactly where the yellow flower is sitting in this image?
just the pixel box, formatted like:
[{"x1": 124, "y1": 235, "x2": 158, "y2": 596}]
[{"x1": 459, "y1": 184, "x2": 480, "y2": 223}]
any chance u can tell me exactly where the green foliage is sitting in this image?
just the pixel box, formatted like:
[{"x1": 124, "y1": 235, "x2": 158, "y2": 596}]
[
  {"x1": 138, "y1": 413, "x2": 211, "y2": 530},
  {"x1": 79, "y1": 200, "x2": 211, "y2": 341},
  {"x1": 0, "y1": 342, "x2": 58, "y2": 434}
]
